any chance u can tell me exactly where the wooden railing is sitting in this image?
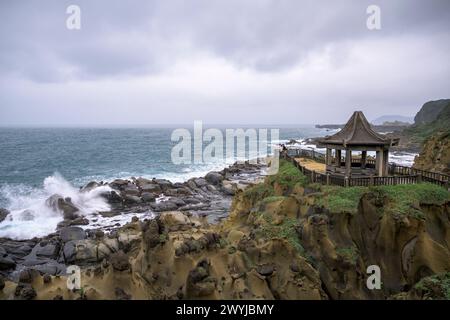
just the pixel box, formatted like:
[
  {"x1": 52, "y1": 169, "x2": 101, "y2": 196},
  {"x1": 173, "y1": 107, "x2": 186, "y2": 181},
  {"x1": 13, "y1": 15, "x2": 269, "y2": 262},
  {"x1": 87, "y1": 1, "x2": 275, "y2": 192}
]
[{"x1": 284, "y1": 148, "x2": 449, "y2": 188}]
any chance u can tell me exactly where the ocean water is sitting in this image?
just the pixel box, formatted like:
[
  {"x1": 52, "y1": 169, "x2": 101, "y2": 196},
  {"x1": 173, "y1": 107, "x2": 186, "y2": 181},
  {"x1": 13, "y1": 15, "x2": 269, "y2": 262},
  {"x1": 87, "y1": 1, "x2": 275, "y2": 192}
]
[{"x1": 0, "y1": 126, "x2": 416, "y2": 239}]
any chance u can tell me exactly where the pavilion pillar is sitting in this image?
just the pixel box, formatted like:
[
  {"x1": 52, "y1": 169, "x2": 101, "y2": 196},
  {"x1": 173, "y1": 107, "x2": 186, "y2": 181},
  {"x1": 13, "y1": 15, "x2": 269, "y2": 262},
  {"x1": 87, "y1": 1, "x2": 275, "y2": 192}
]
[
  {"x1": 361, "y1": 151, "x2": 367, "y2": 169},
  {"x1": 326, "y1": 148, "x2": 332, "y2": 166},
  {"x1": 345, "y1": 149, "x2": 352, "y2": 177},
  {"x1": 383, "y1": 149, "x2": 389, "y2": 176},
  {"x1": 336, "y1": 149, "x2": 342, "y2": 167},
  {"x1": 376, "y1": 150, "x2": 384, "y2": 176}
]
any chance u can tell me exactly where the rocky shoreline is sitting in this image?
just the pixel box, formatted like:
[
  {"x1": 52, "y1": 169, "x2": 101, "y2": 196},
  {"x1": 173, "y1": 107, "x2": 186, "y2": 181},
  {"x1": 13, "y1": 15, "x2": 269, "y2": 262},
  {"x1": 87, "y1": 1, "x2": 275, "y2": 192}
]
[
  {"x1": 1, "y1": 159, "x2": 449, "y2": 300},
  {"x1": 0, "y1": 160, "x2": 266, "y2": 297}
]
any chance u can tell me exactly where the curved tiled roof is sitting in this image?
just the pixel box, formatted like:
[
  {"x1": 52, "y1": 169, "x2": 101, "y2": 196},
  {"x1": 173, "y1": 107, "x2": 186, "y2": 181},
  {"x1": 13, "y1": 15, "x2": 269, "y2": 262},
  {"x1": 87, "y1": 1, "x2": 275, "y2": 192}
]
[{"x1": 318, "y1": 111, "x2": 395, "y2": 147}]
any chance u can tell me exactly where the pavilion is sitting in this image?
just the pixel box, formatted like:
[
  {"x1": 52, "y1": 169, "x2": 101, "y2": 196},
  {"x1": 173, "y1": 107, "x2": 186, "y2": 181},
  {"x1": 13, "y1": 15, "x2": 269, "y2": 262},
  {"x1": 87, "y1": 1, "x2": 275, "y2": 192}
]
[{"x1": 316, "y1": 111, "x2": 399, "y2": 177}]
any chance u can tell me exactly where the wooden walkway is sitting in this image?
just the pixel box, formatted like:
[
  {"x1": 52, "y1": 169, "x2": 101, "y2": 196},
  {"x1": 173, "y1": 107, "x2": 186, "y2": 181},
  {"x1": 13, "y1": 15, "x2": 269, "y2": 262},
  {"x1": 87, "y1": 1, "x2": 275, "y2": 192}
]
[{"x1": 283, "y1": 148, "x2": 449, "y2": 188}]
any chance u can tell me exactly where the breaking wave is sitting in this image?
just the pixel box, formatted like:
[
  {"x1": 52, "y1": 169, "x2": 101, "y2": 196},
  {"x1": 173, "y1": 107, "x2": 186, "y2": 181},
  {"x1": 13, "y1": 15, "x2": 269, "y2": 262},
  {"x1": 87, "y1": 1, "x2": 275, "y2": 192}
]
[{"x1": 0, "y1": 173, "x2": 111, "y2": 239}]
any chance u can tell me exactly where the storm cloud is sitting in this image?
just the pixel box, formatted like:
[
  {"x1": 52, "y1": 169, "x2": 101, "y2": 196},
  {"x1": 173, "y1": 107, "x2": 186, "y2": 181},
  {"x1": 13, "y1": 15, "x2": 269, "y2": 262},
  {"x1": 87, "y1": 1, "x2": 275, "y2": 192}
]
[{"x1": 0, "y1": 0, "x2": 449, "y2": 125}]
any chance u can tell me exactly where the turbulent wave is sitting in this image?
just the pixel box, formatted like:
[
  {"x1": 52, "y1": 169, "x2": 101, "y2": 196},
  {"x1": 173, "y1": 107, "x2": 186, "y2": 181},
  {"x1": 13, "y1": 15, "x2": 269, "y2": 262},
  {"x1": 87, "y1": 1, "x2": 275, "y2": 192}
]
[{"x1": 0, "y1": 173, "x2": 111, "y2": 239}]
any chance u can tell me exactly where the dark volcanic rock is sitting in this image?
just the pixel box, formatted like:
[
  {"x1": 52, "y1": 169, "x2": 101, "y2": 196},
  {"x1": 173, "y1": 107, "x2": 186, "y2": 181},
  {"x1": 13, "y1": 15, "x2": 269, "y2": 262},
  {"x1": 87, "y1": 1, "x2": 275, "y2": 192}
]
[
  {"x1": 205, "y1": 172, "x2": 224, "y2": 185},
  {"x1": 0, "y1": 255, "x2": 16, "y2": 270},
  {"x1": 0, "y1": 274, "x2": 5, "y2": 290},
  {"x1": 150, "y1": 201, "x2": 179, "y2": 212},
  {"x1": 141, "y1": 184, "x2": 161, "y2": 193},
  {"x1": 60, "y1": 227, "x2": 86, "y2": 242},
  {"x1": 45, "y1": 195, "x2": 80, "y2": 220},
  {"x1": 0, "y1": 208, "x2": 10, "y2": 223},
  {"x1": 141, "y1": 192, "x2": 156, "y2": 202},
  {"x1": 123, "y1": 195, "x2": 142, "y2": 204}
]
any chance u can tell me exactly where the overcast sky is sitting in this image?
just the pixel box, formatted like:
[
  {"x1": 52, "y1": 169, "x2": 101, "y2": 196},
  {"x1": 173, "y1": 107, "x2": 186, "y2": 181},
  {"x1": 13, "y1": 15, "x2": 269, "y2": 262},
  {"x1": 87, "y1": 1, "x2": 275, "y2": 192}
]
[{"x1": 0, "y1": 0, "x2": 449, "y2": 126}]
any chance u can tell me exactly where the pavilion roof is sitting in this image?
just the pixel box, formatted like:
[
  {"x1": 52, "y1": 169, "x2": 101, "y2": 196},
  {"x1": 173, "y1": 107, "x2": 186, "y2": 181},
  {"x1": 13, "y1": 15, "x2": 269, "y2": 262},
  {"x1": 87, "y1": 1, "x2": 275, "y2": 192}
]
[{"x1": 317, "y1": 111, "x2": 397, "y2": 147}]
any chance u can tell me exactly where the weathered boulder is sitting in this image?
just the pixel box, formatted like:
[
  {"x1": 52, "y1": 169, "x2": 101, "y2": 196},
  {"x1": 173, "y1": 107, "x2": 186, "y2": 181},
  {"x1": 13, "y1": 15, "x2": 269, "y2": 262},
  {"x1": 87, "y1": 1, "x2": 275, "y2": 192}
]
[
  {"x1": 46, "y1": 195, "x2": 80, "y2": 220},
  {"x1": 0, "y1": 255, "x2": 16, "y2": 270},
  {"x1": 60, "y1": 227, "x2": 86, "y2": 242},
  {"x1": 153, "y1": 179, "x2": 172, "y2": 190},
  {"x1": 150, "y1": 201, "x2": 178, "y2": 212},
  {"x1": 62, "y1": 240, "x2": 97, "y2": 264},
  {"x1": 123, "y1": 185, "x2": 140, "y2": 196},
  {"x1": 141, "y1": 184, "x2": 161, "y2": 193},
  {"x1": 81, "y1": 181, "x2": 100, "y2": 192},
  {"x1": 205, "y1": 172, "x2": 224, "y2": 185},
  {"x1": 141, "y1": 192, "x2": 156, "y2": 202},
  {"x1": 160, "y1": 211, "x2": 191, "y2": 231},
  {"x1": 194, "y1": 178, "x2": 208, "y2": 187},
  {"x1": 123, "y1": 195, "x2": 142, "y2": 204},
  {"x1": 109, "y1": 179, "x2": 129, "y2": 190}
]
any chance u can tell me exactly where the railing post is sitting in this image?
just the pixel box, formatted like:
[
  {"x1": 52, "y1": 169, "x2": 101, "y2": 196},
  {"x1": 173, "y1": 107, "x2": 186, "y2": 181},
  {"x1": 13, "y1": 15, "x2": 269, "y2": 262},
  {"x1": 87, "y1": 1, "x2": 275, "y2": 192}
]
[
  {"x1": 344, "y1": 176, "x2": 349, "y2": 187},
  {"x1": 369, "y1": 176, "x2": 374, "y2": 186},
  {"x1": 326, "y1": 173, "x2": 330, "y2": 185},
  {"x1": 312, "y1": 170, "x2": 316, "y2": 183},
  {"x1": 417, "y1": 174, "x2": 422, "y2": 183}
]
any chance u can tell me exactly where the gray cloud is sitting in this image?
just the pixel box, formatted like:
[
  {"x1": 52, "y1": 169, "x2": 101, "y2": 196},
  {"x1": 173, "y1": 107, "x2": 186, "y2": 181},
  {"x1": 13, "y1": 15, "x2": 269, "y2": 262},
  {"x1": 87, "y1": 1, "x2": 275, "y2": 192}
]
[{"x1": 0, "y1": 0, "x2": 449, "y2": 125}]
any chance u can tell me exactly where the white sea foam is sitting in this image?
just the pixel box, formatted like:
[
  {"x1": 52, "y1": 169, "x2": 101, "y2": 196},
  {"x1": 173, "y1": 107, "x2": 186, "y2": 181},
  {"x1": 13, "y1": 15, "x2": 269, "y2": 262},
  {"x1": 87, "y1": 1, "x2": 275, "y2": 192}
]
[{"x1": 0, "y1": 173, "x2": 111, "y2": 240}]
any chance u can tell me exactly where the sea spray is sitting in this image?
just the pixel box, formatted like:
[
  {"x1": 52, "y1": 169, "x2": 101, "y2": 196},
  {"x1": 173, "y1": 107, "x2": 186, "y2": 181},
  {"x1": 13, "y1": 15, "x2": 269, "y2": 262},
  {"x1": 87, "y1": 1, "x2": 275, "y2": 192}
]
[{"x1": 0, "y1": 173, "x2": 111, "y2": 239}]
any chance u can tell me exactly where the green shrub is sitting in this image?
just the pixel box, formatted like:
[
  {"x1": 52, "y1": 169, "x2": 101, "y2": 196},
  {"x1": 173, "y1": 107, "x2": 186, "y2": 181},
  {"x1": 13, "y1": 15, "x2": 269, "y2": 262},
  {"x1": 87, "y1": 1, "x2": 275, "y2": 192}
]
[{"x1": 267, "y1": 159, "x2": 308, "y2": 189}]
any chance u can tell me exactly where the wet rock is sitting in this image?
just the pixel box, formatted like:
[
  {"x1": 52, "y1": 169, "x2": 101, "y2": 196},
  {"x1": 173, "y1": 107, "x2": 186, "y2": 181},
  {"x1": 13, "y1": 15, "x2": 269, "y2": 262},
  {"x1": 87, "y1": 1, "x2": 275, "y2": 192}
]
[
  {"x1": 103, "y1": 191, "x2": 123, "y2": 203},
  {"x1": 109, "y1": 251, "x2": 130, "y2": 271},
  {"x1": 68, "y1": 217, "x2": 90, "y2": 226},
  {"x1": 60, "y1": 227, "x2": 86, "y2": 242},
  {"x1": 141, "y1": 184, "x2": 161, "y2": 193},
  {"x1": 30, "y1": 242, "x2": 59, "y2": 259},
  {"x1": 81, "y1": 181, "x2": 100, "y2": 192},
  {"x1": 29, "y1": 261, "x2": 66, "y2": 276},
  {"x1": 151, "y1": 201, "x2": 179, "y2": 212},
  {"x1": 0, "y1": 208, "x2": 10, "y2": 223},
  {"x1": 123, "y1": 195, "x2": 142, "y2": 204},
  {"x1": 153, "y1": 179, "x2": 172, "y2": 191},
  {"x1": 141, "y1": 192, "x2": 156, "y2": 202},
  {"x1": 0, "y1": 255, "x2": 16, "y2": 270},
  {"x1": 205, "y1": 172, "x2": 224, "y2": 185},
  {"x1": 46, "y1": 195, "x2": 80, "y2": 220},
  {"x1": 194, "y1": 178, "x2": 208, "y2": 188},
  {"x1": 99, "y1": 211, "x2": 121, "y2": 218},
  {"x1": 123, "y1": 186, "x2": 140, "y2": 196},
  {"x1": 110, "y1": 179, "x2": 129, "y2": 190},
  {"x1": 63, "y1": 240, "x2": 97, "y2": 264}
]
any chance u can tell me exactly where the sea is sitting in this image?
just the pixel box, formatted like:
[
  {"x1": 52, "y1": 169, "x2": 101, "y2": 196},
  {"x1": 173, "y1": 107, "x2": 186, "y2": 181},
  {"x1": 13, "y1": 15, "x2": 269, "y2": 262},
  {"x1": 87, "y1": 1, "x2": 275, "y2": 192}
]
[{"x1": 0, "y1": 126, "x2": 417, "y2": 239}]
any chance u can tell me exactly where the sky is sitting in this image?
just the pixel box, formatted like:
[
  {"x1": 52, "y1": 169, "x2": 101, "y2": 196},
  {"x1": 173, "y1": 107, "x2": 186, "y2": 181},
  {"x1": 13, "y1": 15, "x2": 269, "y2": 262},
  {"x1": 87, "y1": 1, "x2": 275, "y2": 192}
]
[{"x1": 0, "y1": 0, "x2": 449, "y2": 126}]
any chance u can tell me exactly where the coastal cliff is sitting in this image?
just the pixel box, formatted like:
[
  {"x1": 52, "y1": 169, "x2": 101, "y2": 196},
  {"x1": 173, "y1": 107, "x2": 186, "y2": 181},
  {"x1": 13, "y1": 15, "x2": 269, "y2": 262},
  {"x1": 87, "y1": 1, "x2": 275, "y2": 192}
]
[{"x1": 1, "y1": 160, "x2": 449, "y2": 300}]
